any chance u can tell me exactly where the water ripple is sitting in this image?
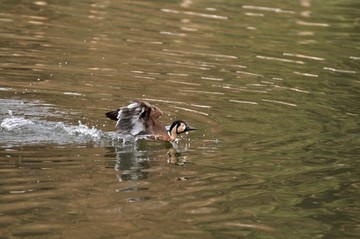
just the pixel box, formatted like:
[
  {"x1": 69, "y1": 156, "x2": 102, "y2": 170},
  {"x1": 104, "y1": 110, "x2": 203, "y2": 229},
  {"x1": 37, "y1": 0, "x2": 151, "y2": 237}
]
[
  {"x1": 296, "y1": 20, "x2": 330, "y2": 27},
  {"x1": 293, "y1": 71, "x2": 318, "y2": 78},
  {"x1": 283, "y1": 53, "x2": 325, "y2": 61},
  {"x1": 261, "y1": 99, "x2": 297, "y2": 107},
  {"x1": 161, "y1": 9, "x2": 228, "y2": 20},
  {"x1": 323, "y1": 67, "x2": 356, "y2": 74},
  {"x1": 256, "y1": 55, "x2": 305, "y2": 64},
  {"x1": 180, "y1": 89, "x2": 224, "y2": 95},
  {"x1": 242, "y1": 5, "x2": 295, "y2": 14},
  {"x1": 229, "y1": 100, "x2": 258, "y2": 105},
  {"x1": 172, "y1": 106, "x2": 209, "y2": 116},
  {"x1": 162, "y1": 49, "x2": 238, "y2": 60}
]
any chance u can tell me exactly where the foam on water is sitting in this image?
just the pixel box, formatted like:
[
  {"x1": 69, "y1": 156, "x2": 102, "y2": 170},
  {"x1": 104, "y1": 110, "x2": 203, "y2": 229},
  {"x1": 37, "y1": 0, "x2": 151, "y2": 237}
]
[
  {"x1": 0, "y1": 117, "x2": 34, "y2": 131},
  {"x1": 56, "y1": 120, "x2": 102, "y2": 140},
  {"x1": 0, "y1": 116, "x2": 108, "y2": 147},
  {"x1": 0, "y1": 98, "x2": 116, "y2": 147}
]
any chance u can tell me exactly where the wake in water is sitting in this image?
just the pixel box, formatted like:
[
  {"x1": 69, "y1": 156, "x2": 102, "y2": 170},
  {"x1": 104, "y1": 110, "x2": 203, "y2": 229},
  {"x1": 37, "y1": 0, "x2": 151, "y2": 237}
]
[
  {"x1": 0, "y1": 99, "x2": 193, "y2": 151},
  {"x1": 1, "y1": 115, "x2": 193, "y2": 150},
  {"x1": 0, "y1": 99, "x2": 119, "y2": 147},
  {"x1": 0, "y1": 115, "x2": 111, "y2": 147},
  {"x1": 1, "y1": 114, "x2": 191, "y2": 149}
]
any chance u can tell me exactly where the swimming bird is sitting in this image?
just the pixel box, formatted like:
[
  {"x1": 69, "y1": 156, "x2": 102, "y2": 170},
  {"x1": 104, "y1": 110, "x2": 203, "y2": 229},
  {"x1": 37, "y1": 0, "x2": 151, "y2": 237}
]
[{"x1": 105, "y1": 100, "x2": 196, "y2": 142}]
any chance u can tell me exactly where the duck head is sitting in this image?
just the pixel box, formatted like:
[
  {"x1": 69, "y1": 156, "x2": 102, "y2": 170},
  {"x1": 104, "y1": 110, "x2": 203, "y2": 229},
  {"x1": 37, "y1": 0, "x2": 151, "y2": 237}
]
[{"x1": 168, "y1": 120, "x2": 197, "y2": 141}]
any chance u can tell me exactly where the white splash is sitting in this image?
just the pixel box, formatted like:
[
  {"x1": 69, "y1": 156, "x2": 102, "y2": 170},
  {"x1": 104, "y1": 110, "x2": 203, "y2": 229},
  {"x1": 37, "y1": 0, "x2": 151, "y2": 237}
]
[
  {"x1": 1, "y1": 117, "x2": 34, "y2": 131},
  {"x1": 58, "y1": 120, "x2": 102, "y2": 140}
]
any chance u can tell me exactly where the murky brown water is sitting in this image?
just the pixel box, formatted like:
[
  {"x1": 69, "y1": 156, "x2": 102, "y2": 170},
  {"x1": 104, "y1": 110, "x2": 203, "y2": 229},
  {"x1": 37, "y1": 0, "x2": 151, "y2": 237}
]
[{"x1": 1, "y1": 0, "x2": 359, "y2": 238}]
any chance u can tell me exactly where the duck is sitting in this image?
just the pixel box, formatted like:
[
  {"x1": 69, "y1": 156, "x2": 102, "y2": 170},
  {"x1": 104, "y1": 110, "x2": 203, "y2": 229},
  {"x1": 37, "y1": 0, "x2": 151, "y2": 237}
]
[{"x1": 105, "y1": 100, "x2": 197, "y2": 142}]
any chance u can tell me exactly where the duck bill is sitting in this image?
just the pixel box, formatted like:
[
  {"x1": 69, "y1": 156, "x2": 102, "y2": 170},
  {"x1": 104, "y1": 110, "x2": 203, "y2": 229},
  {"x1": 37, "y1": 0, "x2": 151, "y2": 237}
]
[{"x1": 185, "y1": 126, "x2": 197, "y2": 132}]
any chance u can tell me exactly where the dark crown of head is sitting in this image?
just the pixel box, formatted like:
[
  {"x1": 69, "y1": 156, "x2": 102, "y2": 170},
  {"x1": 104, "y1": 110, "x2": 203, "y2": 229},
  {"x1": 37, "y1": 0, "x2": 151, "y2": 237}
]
[{"x1": 169, "y1": 120, "x2": 185, "y2": 131}]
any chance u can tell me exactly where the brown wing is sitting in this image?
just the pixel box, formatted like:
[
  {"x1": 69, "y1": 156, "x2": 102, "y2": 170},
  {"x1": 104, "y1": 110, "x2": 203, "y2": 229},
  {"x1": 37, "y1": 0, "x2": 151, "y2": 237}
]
[{"x1": 140, "y1": 101, "x2": 163, "y2": 126}]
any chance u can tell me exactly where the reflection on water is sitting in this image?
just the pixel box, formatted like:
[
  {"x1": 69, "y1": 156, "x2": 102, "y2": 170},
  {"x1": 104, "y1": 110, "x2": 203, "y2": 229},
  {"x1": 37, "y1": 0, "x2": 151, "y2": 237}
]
[
  {"x1": 110, "y1": 143, "x2": 191, "y2": 182},
  {"x1": 1, "y1": 0, "x2": 359, "y2": 238}
]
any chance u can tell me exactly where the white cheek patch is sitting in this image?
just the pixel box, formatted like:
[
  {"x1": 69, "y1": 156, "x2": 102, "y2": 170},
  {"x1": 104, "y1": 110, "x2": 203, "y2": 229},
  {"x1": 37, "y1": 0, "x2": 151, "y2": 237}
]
[{"x1": 178, "y1": 123, "x2": 186, "y2": 133}]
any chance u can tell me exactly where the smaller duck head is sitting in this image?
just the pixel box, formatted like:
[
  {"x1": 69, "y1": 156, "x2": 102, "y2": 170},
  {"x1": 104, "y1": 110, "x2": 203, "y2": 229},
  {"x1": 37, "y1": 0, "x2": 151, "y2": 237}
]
[{"x1": 168, "y1": 120, "x2": 197, "y2": 141}]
